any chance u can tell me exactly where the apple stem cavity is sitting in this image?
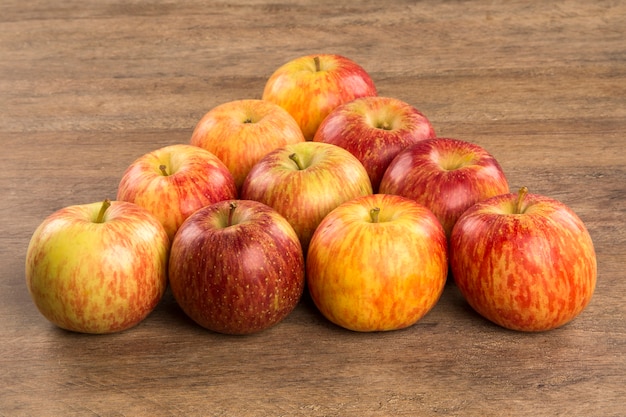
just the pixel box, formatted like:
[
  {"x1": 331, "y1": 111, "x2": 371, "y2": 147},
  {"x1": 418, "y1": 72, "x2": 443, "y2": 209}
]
[
  {"x1": 314, "y1": 56, "x2": 321, "y2": 72},
  {"x1": 515, "y1": 186, "x2": 529, "y2": 214},
  {"x1": 159, "y1": 164, "x2": 169, "y2": 176},
  {"x1": 95, "y1": 199, "x2": 111, "y2": 223},
  {"x1": 376, "y1": 120, "x2": 392, "y2": 130},
  {"x1": 370, "y1": 207, "x2": 381, "y2": 223},
  {"x1": 289, "y1": 153, "x2": 305, "y2": 170},
  {"x1": 228, "y1": 201, "x2": 237, "y2": 227}
]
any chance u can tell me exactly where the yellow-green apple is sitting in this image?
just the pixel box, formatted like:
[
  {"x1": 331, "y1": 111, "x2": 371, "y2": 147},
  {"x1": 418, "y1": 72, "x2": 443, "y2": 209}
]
[
  {"x1": 262, "y1": 54, "x2": 377, "y2": 140},
  {"x1": 117, "y1": 144, "x2": 237, "y2": 240},
  {"x1": 25, "y1": 199, "x2": 169, "y2": 334},
  {"x1": 189, "y1": 99, "x2": 305, "y2": 190},
  {"x1": 313, "y1": 96, "x2": 435, "y2": 192},
  {"x1": 379, "y1": 137, "x2": 509, "y2": 239},
  {"x1": 306, "y1": 194, "x2": 448, "y2": 332},
  {"x1": 168, "y1": 200, "x2": 305, "y2": 335},
  {"x1": 449, "y1": 187, "x2": 597, "y2": 332},
  {"x1": 240, "y1": 141, "x2": 373, "y2": 252}
]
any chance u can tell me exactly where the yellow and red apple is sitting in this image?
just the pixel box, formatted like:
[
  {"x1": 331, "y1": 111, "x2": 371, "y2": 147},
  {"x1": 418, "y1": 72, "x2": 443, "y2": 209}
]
[
  {"x1": 25, "y1": 199, "x2": 169, "y2": 334},
  {"x1": 241, "y1": 141, "x2": 373, "y2": 252},
  {"x1": 306, "y1": 194, "x2": 448, "y2": 332},
  {"x1": 116, "y1": 143, "x2": 237, "y2": 240},
  {"x1": 449, "y1": 187, "x2": 597, "y2": 332},
  {"x1": 262, "y1": 54, "x2": 377, "y2": 140},
  {"x1": 190, "y1": 99, "x2": 305, "y2": 190}
]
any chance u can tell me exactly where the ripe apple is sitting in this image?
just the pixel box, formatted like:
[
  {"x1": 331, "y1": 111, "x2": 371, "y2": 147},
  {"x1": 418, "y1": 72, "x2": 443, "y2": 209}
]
[
  {"x1": 168, "y1": 200, "x2": 305, "y2": 335},
  {"x1": 25, "y1": 199, "x2": 169, "y2": 334},
  {"x1": 307, "y1": 194, "x2": 448, "y2": 332},
  {"x1": 117, "y1": 143, "x2": 237, "y2": 240},
  {"x1": 379, "y1": 137, "x2": 509, "y2": 239},
  {"x1": 262, "y1": 54, "x2": 377, "y2": 140},
  {"x1": 313, "y1": 96, "x2": 435, "y2": 192},
  {"x1": 449, "y1": 187, "x2": 597, "y2": 332},
  {"x1": 189, "y1": 99, "x2": 306, "y2": 189},
  {"x1": 240, "y1": 141, "x2": 373, "y2": 252}
]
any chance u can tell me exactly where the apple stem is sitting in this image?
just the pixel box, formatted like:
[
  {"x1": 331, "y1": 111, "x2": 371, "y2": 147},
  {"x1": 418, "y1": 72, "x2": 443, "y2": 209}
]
[
  {"x1": 228, "y1": 201, "x2": 237, "y2": 227},
  {"x1": 370, "y1": 207, "x2": 381, "y2": 223},
  {"x1": 95, "y1": 199, "x2": 111, "y2": 223},
  {"x1": 515, "y1": 186, "x2": 529, "y2": 214},
  {"x1": 289, "y1": 153, "x2": 305, "y2": 170},
  {"x1": 159, "y1": 164, "x2": 169, "y2": 176},
  {"x1": 314, "y1": 56, "x2": 321, "y2": 72}
]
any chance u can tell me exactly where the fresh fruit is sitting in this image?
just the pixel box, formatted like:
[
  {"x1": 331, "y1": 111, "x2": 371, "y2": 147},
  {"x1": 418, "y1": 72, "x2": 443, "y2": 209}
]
[
  {"x1": 306, "y1": 194, "x2": 448, "y2": 332},
  {"x1": 168, "y1": 199, "x2": 305, "y2": 335},
  {"x1": 314, "y1": 96, "x2": 435, "y2": 191},
  {"x1": 190, "y1": 99, "x2": 306, "y2": 189},
  {"x1": 241, "y1": 141, "x2": 373, "y2": 252},
  {"x1": 262, "y1": 54, "x2": 377, "y2": 140},
  {"x1": 449, "y1": 187, "x2": 597, "y2": 332},
  {"x1": 117, "y1": 143, "x2": 237, "y2": 240},
  {"x1": 25, "y1": 199, "x2": 169, "y2": 334},
  {"x1": 380, "y1": 137, "x2": 509, "y2": 239}
]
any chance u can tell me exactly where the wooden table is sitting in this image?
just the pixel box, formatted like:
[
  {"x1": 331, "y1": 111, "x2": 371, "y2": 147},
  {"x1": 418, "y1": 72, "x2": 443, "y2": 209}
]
[{"x1": 2, "y1": 1, "x2": 624, "y2": 416}]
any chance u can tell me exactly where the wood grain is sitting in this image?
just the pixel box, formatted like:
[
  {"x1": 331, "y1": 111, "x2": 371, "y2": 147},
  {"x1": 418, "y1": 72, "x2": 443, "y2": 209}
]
[{"x1": 1, "y1": 1, "x2": 625, "y2": 416}]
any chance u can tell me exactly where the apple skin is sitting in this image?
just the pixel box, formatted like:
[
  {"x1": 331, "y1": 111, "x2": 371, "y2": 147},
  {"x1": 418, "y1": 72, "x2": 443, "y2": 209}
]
[
  {"x1": 117, "y1": 144, "x2": 237, "y2": 241},
  {"x1": 25, "y1": 200, "x2": 169, "y2": 334},
  {"x1": 449, "y1": 188, "x2": 597, "y2": 332},
  {"x1": 306, "y1": 194, "x2": 448, "y2": 332},
  {"x1": 379, "y1": 137, "x2": 509, "y2": 239},
  {"x1": 241, "y1": 141, "x2": 373, "y2": 253},
  {"x1": 313, "y1": 96, "x2": 435, "y2": 192},
  {"x1": 262, "y1": 54, "x2": 377, "y2": 140},
  {"x1": 189, "y1": 99, "x2": 306, "y2": 190},
  {"x1": 168, "y1": 199, "x2": 305, "y2": 335}
]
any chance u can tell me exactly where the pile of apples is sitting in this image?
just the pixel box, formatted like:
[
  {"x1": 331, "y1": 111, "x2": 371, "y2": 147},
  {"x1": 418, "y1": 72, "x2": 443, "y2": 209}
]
[{"x1": 25, "y1": 54, "x2": 597, "y2": 336}]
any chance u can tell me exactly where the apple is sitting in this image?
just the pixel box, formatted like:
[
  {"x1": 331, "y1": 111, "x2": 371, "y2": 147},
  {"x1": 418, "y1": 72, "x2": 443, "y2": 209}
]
[
  {"x1": 240, "y1": 141, "x2": 373, "y2": 253},
  {"x1": 449, "y1": 187, "x2": 597, "y2": 332},
  {"x1": 168, "y1": 199, "x2": 305, "y2": 335},
  {"x1": 25, "y1": 199, "x2": 169, "y2": 334},
  {"x1": 306, "y1": 194, "x2": 448, "y2": 332},
  {"x1": 189, "y1": 99, "x2": 306, "y2": 189},
  {"x1": 379, "y1": 137, "x2": 509, "y2": 239},
  {"x1": 117, "y1": 143, "x2": 237, "y2": 240},
  {"x1": 313, "y1": 96, "x2": 435, "y2": 192},
  {"x1": 262, "y1": 54, "x2": 377, "y2": 140}
]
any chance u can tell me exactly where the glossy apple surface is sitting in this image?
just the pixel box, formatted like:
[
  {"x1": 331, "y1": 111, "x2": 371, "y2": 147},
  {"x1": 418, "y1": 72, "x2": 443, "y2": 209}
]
[
  {"x1": 25, "y1": 200, "x2": 169, "y2": 334},
  {"x1": 314, "y1": 96, "x2": 435, "y2": 191},
  {"x1": 380, "y1": 137, "x2": 509, "y2": 239},
  {"x1": 307, "y1": 194, "x2": 448, "y2": 332},
  {"x1": 449, "y1": 187, "x2": 597, "y2": 332},
  {"x1": 241, "y1": 141, "x2": 373, "y2": 252},
  {"x1": 190, "y1": 99, "x2": 305, "y2": 189},
  {"x1": 262, "y1": 54, "x2": 377, "y2": 140},
  {"x1": 168, "y1": 199, "x2": 305, "y2": 335},
  {"x1": 117, "y1": 143, "x2": 237, "y2": 240}
]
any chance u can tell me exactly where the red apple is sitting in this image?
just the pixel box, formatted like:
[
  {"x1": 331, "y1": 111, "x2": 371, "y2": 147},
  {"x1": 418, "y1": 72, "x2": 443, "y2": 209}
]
[
  {"x1": 379, "y1": 137, "x2": 509, "y2": 239},
  {"x1": 241, "y1": 141, "x2": 373, "y2": 252},
  {"x1": 314, "y1": 96, "x2": 435, "y2": 191},
  {"x1": 25, "y1": 199, "x2": 169, "y2": 334},
  {"x1": 117, "y1": 144, "x2": 237, "y2": 240},
  {"x1": 450, "y1": 187, "x2": 597, "y2": 332},
  {"x1": 168, "y1": 199, "x2": 305, "y2": 335},
  {"x1": 307, "y1": 194, "x2": 448, "y2": 332},
  {"x1": 262, "y1": 54, "x2": 377, "y2": 140},
  {"x1": 189, "y1": 99, "x2": 306, "y2": 189}
]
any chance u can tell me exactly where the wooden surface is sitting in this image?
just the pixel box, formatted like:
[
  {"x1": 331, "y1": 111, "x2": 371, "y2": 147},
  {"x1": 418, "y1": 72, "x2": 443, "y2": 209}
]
[{"x1": 1, "y1": 1, "x2": 625, "y2": 416}]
